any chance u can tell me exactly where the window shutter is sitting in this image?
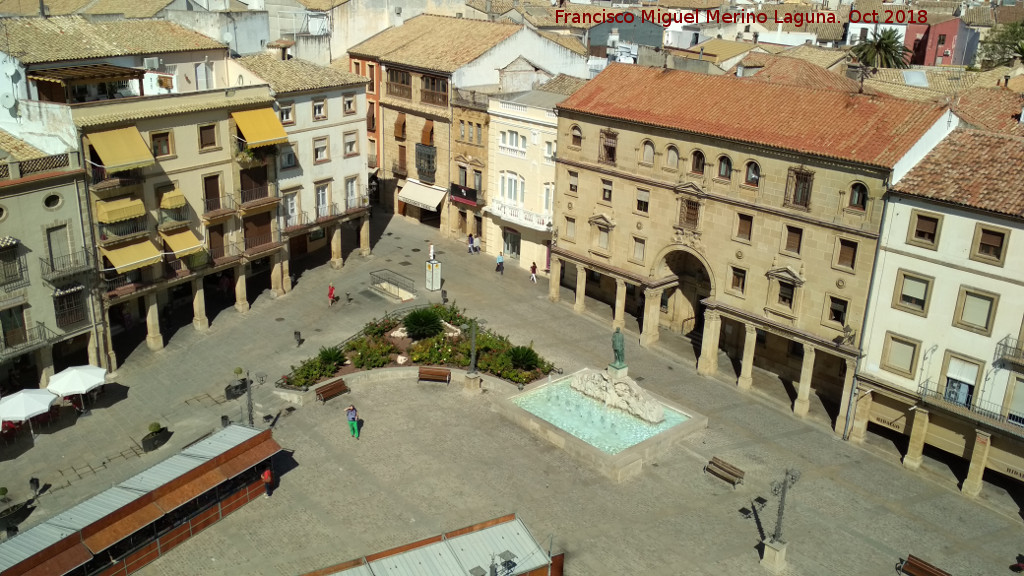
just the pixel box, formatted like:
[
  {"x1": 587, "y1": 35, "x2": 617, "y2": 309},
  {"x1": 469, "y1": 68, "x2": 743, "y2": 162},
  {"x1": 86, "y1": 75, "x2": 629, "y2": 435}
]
[
  {"x1": 916, "y1": 216, "x2": 937, "y2": 236},
  {"x1": 394, "y1": 113, "x2": 406, "y2": 138},
  {"x1": 946, "y1": 357, "x2": 979, "y2": 384},
  {"x1": 888, "y1": 339, "x2": 915, "y2": 372},
  {"x1": 636, "y1": 189, "x2": 650, "y2": 204},
  {"x1": 961, "y1": 293, "x2": 992, "y2": 327},
  {"x1": 737, "y1": 215, "x2": 752, "y2": 239},
  {"x1": 981, "y1": 229, "x2": 1003, "y2": 249},
  {"x1": 786, "y1": 228, "x2": 801, "y2": 252},
  {"x1": 421, "y1": 120, "x2": 434, "y2": 146},
  {"x1": 786, "y1": 169, "x2": 796, "y2": 202},
  {"x1": 902, "y1": 277, "x2": 928, "y2": 301}
]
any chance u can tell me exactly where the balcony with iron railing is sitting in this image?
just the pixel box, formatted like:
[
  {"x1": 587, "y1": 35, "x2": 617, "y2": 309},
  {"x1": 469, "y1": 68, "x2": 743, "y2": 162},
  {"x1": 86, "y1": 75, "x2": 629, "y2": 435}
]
[
  {"x1": 164, "y1": 250, "x2": 210, "y2": 280},
  {"x1": 486, "y1": 199, "x2": 552, "y2": 232},
  {"x1": 202, "y1": 196, "x2": 237, "y2": 220},
  {"x1": 996, "y1": 335, "x2": 1024, "y2": 367},
  {"x1": 392, "y1": 161, "x2": 408, "y2": 177},
  {"x1": 90, "y1": 166, "x2": 144, "y2": 190},
  {"x1": 102, "y1": 269, "x2": 149, "y2": 299},
  {"x1": 0, "y1": 322, "x2": 58, "y2": 360},
  {"x1": 282, "y1": 211, "x2": 310, "y2": 232},
  {"x1": 918, "y1": 380, "x2": 1024, "y2": 440},
  {"x1": 1, "y1": 253, "x2": 30, "y2": 291},
  {"x1": 99, "y1": 217, "x2": 149, "y2": 245},
  {"x1": 387, "y1": 82, "x2": 412, "y2": 99},
  {"x1": 314, "y1": 203, "x2": 338, "y2": 223},
  {"x1": 55, "y1": 303, "x2": 89, "y2": 329},
  {"x1": 159, "y1": 205, "x2": 195, "y2": 231},
  {"x1": 421, "y1": 89, "x2": 448, "y2": 107},
  {"x1": 239, "y1": 185, "x2": 278, "y2": 210},
  {"x1": 243, "y1": 232, "x2": 281, "y2": 258},
  {"x1": 342, "y1": 194, "x2": 370, "y2": 213},
  {"x1": 210, "y1": 241, "x2": 243, "y2": 265},
  {"x1": 40, "y1": 249, "x2": 92, "y2": 282}
]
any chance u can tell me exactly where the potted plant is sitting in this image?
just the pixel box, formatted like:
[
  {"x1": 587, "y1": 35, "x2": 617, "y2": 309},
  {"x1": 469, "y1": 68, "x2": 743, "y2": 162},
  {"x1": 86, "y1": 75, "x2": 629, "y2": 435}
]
[{"x1": 142, "y1": 422, "x2": 171, "y2": 452}]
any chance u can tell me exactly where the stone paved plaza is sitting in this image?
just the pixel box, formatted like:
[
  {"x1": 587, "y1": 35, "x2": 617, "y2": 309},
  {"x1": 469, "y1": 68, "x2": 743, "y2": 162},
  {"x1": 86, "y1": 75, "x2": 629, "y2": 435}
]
[{"x1": 2, "y1": 213, "x2": 1021, "y2": 576}]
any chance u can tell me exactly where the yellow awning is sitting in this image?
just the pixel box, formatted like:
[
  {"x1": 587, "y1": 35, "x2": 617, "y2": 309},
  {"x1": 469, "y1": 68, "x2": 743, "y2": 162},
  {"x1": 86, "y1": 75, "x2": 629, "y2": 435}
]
[
  {"x1": 88, "y1": 127, "x2": 155, "y2": 172},
  {"x1": 231, "y1": 108, "x2": 288, "y2": 148},
  {"x1": 160, "y1": 228, "x2": 204, "y2": 257},
  {"x1": 159, "y1": 189, "x2": 186, "y2": 209},
  {"x1": 95, "y1": 196, "x2": 146, "y2": 223},
  {"x1": 101, "y1": 240, "x2": 161, "y2": 274}
]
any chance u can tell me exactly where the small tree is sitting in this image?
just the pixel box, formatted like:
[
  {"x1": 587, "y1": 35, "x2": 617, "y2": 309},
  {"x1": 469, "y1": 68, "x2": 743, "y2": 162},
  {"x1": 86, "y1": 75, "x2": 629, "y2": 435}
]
[
  {"x1": 148, "y1": 422, "x2": 163, "y2": 434},
  {"x1": 0, "y1": 487, "x2": 8, "y2": 504},
  {"x1": 978, "y1": 23, "x2": 1024, "y2": 69}
]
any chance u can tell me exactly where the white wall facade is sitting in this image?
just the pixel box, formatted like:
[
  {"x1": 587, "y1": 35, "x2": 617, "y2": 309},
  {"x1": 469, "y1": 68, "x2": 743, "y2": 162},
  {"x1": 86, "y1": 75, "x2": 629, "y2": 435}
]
[
  {"x1": 891, "y1": 111, "x2": 960, "y2": 185},
  {"x1": 454, "y1": 28, "x2": 590, "y2": 88},
  {"x1": 860, "y1": 194, "x2": 1024, "y2": 417},
  {"x1": 165, "y1": 10, "x2": 271, "y2": 56}
]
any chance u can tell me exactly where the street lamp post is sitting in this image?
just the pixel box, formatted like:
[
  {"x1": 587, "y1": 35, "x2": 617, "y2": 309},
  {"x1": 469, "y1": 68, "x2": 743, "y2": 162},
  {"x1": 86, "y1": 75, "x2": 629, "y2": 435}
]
[{"x1": 461, "y1": 320, "x2": 486, "y2": 385}]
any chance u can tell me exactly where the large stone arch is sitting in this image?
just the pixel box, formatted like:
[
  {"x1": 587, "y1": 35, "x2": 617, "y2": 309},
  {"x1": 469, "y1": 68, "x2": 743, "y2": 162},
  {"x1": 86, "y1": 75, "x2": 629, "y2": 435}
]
[{"x1": 648, "y1": 243, "x2": 717, "y2": 336}]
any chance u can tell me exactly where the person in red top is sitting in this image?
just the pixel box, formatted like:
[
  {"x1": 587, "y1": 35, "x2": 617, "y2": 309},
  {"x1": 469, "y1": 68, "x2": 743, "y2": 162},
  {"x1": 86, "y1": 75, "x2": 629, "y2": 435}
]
[
  {"x1": 262, "y1": 468, "x2": 274, "y2": 498},
  {"x1": 328, "y1": 283, "x2": 336, "y2": 307}
]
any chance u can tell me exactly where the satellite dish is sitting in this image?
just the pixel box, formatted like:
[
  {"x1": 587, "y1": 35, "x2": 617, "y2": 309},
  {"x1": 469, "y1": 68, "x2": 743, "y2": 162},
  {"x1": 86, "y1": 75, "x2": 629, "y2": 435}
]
[
  {"x1": 2, "y1": 63, "x2": 16, "y2": 78},
  {"x1": 223, "y1": 31, "x2": 234, "y2": 43},
  {"x1": 1, "y1": 93, "x2": 16, "y2": 110}
]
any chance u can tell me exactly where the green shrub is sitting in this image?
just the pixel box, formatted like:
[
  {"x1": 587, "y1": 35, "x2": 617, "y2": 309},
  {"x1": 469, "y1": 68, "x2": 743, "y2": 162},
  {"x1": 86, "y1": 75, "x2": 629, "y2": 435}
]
[
  {"x1": 410, "y1": 334, "x2": 459, "y2": 365},
  {"x1": 506, "y1": 346, "x2": 539, "y2": 371},
  {"x1": 148, "y1": 422, "x2": 163, "y2": 434},
  {"x1": 404, "y1": 307, "x2": 443, "y2": 340},
  {"x1": 318, "y1": 345, "x2": 345, "y2": 366},
  {"x1": 348, "y1": 337, "x2": 396, "y2": 369},
  {"x1": 288, "y1": 356, "x2": 338, "y2": 388},
  {"x1": 363, "y1": 315, "x2": 401, "y2": 338},
  {"x1": 430, "y1": 302, "x2": 470, "y2": 326}
]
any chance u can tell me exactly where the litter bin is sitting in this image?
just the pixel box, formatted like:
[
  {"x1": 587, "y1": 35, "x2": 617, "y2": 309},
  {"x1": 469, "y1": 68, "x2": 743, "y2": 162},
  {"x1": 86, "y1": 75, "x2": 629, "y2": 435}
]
[{"x1": 221, "y1": 415, "x2": 230, "y2": 428}]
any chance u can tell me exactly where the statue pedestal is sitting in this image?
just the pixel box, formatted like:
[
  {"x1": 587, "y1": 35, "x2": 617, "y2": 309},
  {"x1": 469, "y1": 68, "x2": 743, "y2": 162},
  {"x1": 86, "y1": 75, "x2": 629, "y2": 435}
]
[
  {"x1": 462, "y1": 373, "x2": 482, "y2": 393},
  {"x1": 760, "y1": 540, "x2": 787, "y2": 573},
  {"x1": 608, "y1": 363, "x2": 628, "y2": 380}
]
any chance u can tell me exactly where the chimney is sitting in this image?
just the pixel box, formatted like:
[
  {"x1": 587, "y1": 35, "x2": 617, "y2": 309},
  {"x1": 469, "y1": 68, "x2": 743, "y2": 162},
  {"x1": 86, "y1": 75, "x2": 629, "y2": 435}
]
[
  {"x1": 1006, "y1": 75, "x2": 1012, "y2": 89},
  {"x1": 753, "y1": 32, "x2": 759, "y2": 44},
  {"x1": 699, "y1": 47, "x2": 704, "y2": 61},
  {"x1": 38, "y1": 0, "x2": 46, "y2": 16}
]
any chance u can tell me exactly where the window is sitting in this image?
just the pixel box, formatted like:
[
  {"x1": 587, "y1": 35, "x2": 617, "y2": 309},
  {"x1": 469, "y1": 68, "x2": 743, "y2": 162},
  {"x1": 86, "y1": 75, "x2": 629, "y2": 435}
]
[
  {"x1": 691, "y1": 151, "x2": 705, "y2": 174},
  {"x1": 666, "y1": 146, "x2": 679, "y2": 170},
  {"x1": 893, "y1": 270, "x2": 932, "y2": 315},
  {"x1": 421, "y1": 76, "x2": 448, "y2": 106},
  {"x1": 859, "y1": 27, "x2": 869, "y2": 42},
  {"x1": 564, "y1": 217, "x2": 576, "y2": 239},
  {"x1": 54, "y1": 288, "x2": 87, "y2": 328},
  {"x1": 545, "y1": 141, "x2": 555, "y2": 161},
  {"x1": 717, "y1": 156, "x2": 732, "y2": 180},
  {"x1": 500, "y1": 171, "x2": 524, "y2": 205},
  {"x1": 458, "y1": 166, "x2": 467, "y2": 187},
  {"x1": 570, "y1": 125, "x2": 582, "y2": 147},
  {"x1": 849, "y1": 183, "x2": 867, "y2": 210},
  {"x1": 568, "y1": 171, "x2": 578, "y2": 194},
  {"x1": 315, "y1": 182, "x2": 330, "y2": 218},
  {"x1": 943, "y1": 354, "x2": 980, "y2": 408},
  {"x1": 784, "y1": 226, "x2": 802, "y2": 254},
  {"x1": 600, "y1": 179, "x2": 613, "y2": 202},
  {"x1": 198, "y1": 124, "x2": 217, "y2": 150},
  {"x1": 345, "y1": 176, "x2": 358, "y2": 205},
  {"x1": 954, "y1": 287, "x2": 998, "y2": 335},
  {"x1": 313, "y1": 137, "x2": 329, "y2": 163},
  {"x1": 778, "y1": 281, "x2": 795, "y2": 308},
  {"x1": 597, "y1": 226, "x2": 610, "y2": 249},
  {"x1": 1007, "y1": 377, "x2": 1024, "y2": 426},
  {"x1": 908, "y1": 211, "x2": 941, "y2": 248},
  {"x1": 459, "y1": 120, "x2": 465, "y2": 140},
  {"x1": 736, "y1": 213, "x2": 753, "y2": 241},
  {"x1": 501, "y1": 131, "x2": 525, "y2": 150},
  {"x1": 882, "y1": 332, "x2": 919, "y2": 378},
  {"x1": 680, "y1": 199, "x2": 700, "y2": 229},
  {"x1": 636, "y1": 189, "x2": 650, "y2": 213},
  {"x1": 600, "y1": 131, "x2": 617, "y2": 164},
  {"x1": 151, "y1": 131, "x2": 172, "y2": 157},
  {"x1": 828, "y1": 296, "x2": 848, "y2": 324},
  {"x1": 937, "y1": 34, "x2": 946, "y2": 45},
  {"x1": 641, "y1": 141, "x2": 654, "y2": 164},
  {"x1": 343, "y1": 95, "x2": 356, "y2": 115},
  {"x1": 543, "y1": 183, "x2": 553, "y2": 214},
  {"x1": 366, "y1": 102, "x2": 376, "y2": 131},
  {"x1": 632, "y1": 237, "x2": 646, "y2": 262},
  {"x1": 367, "y1": 64, "x2": 376, "y2": 91},
  {"x1": 468, "y1": 123, "x2": 475, "y2": 143},
  {"x1": 972, "y1": 225, "x2": 1008, "y2": 266},
  {"x1": 397, "y1": 145, "x2": 407, "y2": 170},
  {"x1": 787, "y1": 169, "x2": 813, "y2": 208},
  {"x1": 476, "y1": 123, "x2": 482, "y2": 145},
  {"x1": 353, "y1": 62, "x2": 361, "y2": 75},
  {"x1": 837, "y1": 239, "x2": 857, "y2": 269},
  {"x1": 387, "y1": 69, "x2": 411, "y2": 98},
  {"x1": 395, "y1": 113, "x2": 406, "y2": 139},
  {"x1": 730, "y1": 267, "x2": 746, "y2": 294},
  {"x1": 313, "y1": 99, "x2": 327, "y2": 120},
  {"x1": 281, "y1": 143, "x2": 297, "y2": 169},
  {"x1": 279, "y1": 103, "x2": 293, "y2": 124},
  {"x1": 473, "y1": 170, "x2": 482, "y2": 191},
  {"x1": 744, "y1": 162, "x2": 760, "y2": 186},
  {"x1": 343, "y1": 132, "x2": 358, "y2": 157}
]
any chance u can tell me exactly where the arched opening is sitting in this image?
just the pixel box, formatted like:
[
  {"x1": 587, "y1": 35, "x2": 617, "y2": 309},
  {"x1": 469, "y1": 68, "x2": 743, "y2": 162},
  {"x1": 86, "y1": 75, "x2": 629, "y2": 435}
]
[{"x1": 656, "y1": 249, "x2": 714, "y2": 341}]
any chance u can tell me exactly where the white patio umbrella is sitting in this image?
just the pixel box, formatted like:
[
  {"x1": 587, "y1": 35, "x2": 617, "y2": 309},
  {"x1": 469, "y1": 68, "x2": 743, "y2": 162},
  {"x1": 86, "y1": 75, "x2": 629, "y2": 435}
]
[
  {"x1": 46, "y1": 365, "x2": 107, "y2": 398},
  {"x1": 0, "y1": 389, "x2": 58, "y2": 437}
]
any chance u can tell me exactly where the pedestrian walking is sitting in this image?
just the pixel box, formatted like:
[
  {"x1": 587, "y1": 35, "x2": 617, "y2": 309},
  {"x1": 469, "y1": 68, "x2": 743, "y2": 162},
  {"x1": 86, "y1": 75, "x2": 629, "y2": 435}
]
[
  {"x1": 347, "y1": 404, "x2": 359, "y2": 439},
  {"x1": 467, "y1": 233, "x2": 474, "y2": 254},
  {"x1": 530, "y1": 262, "x2": 537, "y2": 283},
  {"x1": 328, "y1": 282, "x2": 336, "y2": 307},
  {"x1": 261, "y1": 467, "x2": 274, "y2": 498},
  {"x1": 473, "y1": 236, "x2": 481, "y2": 254},
  {"x1": 496, "y1": 252, "x2": 504, "y2": 275}
]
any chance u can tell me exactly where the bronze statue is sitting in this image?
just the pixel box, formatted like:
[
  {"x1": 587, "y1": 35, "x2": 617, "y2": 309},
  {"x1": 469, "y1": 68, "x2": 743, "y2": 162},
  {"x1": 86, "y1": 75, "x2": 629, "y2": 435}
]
[{"x1": 612, "y1": 327, "x2": 626, "y2": 367}]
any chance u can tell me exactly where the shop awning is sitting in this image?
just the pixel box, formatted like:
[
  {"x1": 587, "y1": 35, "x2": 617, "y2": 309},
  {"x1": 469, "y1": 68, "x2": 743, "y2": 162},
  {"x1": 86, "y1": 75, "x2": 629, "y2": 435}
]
[
  {"x1": 95, "y1": 196, "x2": 145, "y2": 223},
  {"x1": 397, "y1": 180, "x2": 446, "y2": 213},
  {"x1": 231, "y1": 108, "x2": 288, "y2": 148},
  {"x1": 159, "y1": 189, "x2": 186, "y2": 209},
  {"x1": 87, "y1": 127, "x2": 155, "y2": 172},
  {"x1": 83, "y1": 502, "x2": 163, "y2": 554},
  {"x1": 160, "y1": 229, "x2": 204, "y2": 257},
  {"x1": 155, "y1": 468, "x2": 227, "y2": 513},
  {"x1": 100, "y1": 240, "x2": 162, "y2": 274},
  {"x1": 218, "y1": 437, "x2": 283, "y2": 479}
]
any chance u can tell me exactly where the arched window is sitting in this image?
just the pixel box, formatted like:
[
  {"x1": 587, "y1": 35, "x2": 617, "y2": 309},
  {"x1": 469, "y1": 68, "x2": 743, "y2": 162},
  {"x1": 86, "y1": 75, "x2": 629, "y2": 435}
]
[
  {"x1": 744, "y1": 162, "x2": 760, "y2": 187},
  {"x1": 570, "y1": 125, "x2": 582, "y2": 147},
  {"x1": 642, "y1": 141, "x2": 655, "y2": 164},
  {"x1": 691, "y1": 151, "x2": 705, "y2": 174},
  {"x1": 666, "y1": 146, "x2": 679, "y2": 169},
  {"x1": 849, "y1": 183, "x2": 868, "y2": 210},
  {"x1": 718, "y1": 156, "x2": 732, "y2": 180}
]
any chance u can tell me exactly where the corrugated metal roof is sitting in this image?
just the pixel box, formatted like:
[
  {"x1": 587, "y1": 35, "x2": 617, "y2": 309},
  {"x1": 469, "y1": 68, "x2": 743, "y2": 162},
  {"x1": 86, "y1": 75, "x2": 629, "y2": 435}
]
[
  {"x1": 0, "y1": 523, "x2": 74, "y2": 570},
  {"x1": 46, "y1": 487, "x2": 144, "y2": 532},
  {"x1": 119, "y1": 454, "x2": 207, "y2": 493},
  {"x1": 447, "y1": 517, "x2": 548, "y2": 575},
  {"x1": 181, "y1": 425, "x2": 262, "y2": 459},
  {"x1": 369, "y1": 541, "x2": 466, "y2": 575}
]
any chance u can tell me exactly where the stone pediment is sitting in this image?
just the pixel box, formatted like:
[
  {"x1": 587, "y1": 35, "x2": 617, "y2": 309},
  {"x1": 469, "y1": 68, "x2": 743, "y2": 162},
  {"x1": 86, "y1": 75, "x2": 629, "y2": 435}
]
[
  {"x1": 454, "y1": 154, "x2": 485, "y2": 168},
  {"x1": 588, "y1": 213, "x2": 615, "y2": 229},
  {"x1": 765, "y1": 265, "x2": 805, "y2": 286},
  {"x1": 674, "y1": 181, "x2": 706, "y2": 198}
]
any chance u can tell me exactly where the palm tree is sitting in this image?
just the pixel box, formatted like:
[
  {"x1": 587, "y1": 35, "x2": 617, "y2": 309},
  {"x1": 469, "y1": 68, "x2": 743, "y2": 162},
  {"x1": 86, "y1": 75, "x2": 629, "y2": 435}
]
[
  {"x1": 851, "y1": 28, "x2": 912, "y2": 93},
  {"x1": 1015, "y1": 40, "x2": 1024, "y2": 63}
]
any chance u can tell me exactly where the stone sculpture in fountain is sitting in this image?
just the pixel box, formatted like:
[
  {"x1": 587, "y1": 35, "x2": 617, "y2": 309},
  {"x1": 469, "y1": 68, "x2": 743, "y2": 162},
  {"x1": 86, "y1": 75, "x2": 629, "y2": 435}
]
[{"x1": 569, "y1": 328, "x2": 665, "y2": 424}]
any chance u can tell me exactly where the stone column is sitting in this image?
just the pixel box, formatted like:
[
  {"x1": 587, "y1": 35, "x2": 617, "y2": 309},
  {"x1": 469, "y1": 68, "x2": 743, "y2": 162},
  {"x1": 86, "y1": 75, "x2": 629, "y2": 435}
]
[
  {"x1": 669, "y1": 289, "x2": 685, "y2": 334},
  {"x1": 696, "y1": 310, "x2": 721, "y2": 375},
  {"x1": 903, "y1": 407, "x2": 929, "y2": 471},
  {"x1": 613, "y1": 279, "x2": 627, "y2": 330},
  {"x1": 548, "y1": 258, "x2": 562, "y2": 303},
  {"x1": 38, "y1": 345, "x2": 54, "y2": 388},
  {"x1": 834, "y1": 359, "x2": 857, "y2": 436},
  {"x1": 360, "y1": 215, "x2": 371, "y2": 256},
  {"x1": 330, "y1": 224, "x2": 343, "y2": 269},
  {"x1": 849, "y1": 389, "x2": 872, "y2": 443},
  {"x1": 87, "y1": 329, "x2": 100, "y2": 367},
  {"x1": 793, "y1": 344, "x2": 816, "y2": 417},
  {"x1": 639, "y1": 288, "x2": 662, "y2": 347},
  {"x1": 573, "y1": 265, "x2": 587, "y2": 313},
  {"x1": 145, "y1": 293, "x2": 163, "y2": 351},
  {"x1": 282, "y1": 258, "x2": 293, "y2": 294},
  {"x1": 737, "y1": 324, "x2": 757, "y2": 390},
  {"x1": 270, "y1": 253, "x2": 284, "y2": 296},
  {"x1": 962, "y1": 430, "x2": 991, "y2": 498},
  {"x1": 104, "y1": 306, "x2": 118, "y2": 369},
  {"x1": 234, "y1": 266, "x2": 249, "y2": 313},
  {"x1": 192, "y1": 278, "x2": 209, "y2": 330}
]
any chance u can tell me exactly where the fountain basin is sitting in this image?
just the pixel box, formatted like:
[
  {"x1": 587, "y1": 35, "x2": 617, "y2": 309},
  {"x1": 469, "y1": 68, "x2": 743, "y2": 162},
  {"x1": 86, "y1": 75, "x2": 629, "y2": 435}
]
[{"x1": 494, "y1": 369, "x2": 708, "y2": 483}]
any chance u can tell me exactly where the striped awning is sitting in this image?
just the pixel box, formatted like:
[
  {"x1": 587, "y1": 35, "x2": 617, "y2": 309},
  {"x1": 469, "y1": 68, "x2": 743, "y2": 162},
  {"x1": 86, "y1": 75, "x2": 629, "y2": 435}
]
[
  {"x1": 95, "y1": 196, "x2": 145, "y2": 223},
  {"x1": 87, "y1": 127, "x2": 155, "y2": 172},
  {"x1": 160, "y1": 229, "x2": 204, "y2": 257},
  {"x1": 100, "y1": 240, "x2": 161, "y2": 274},
  {"x1": 159, "y1": 189, "x2": 186, "y2": 209},
  {"x1": 231, "y1": 109, "x2": 288, "y2": 148}
]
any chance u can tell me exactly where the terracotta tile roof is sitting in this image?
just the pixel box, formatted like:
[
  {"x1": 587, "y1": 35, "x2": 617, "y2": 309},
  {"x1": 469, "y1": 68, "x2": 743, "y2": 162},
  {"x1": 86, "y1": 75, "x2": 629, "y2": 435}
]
[
  {"x1": 537, "y1": 73, "x2": 588, "y2": 95},
  {"x1": 81, "y1": 0, "x2": 174, "y2": 17},
  {"x1": 781, "y1": 44, "x2": 848, "y2": 69},
  {"x1": 974, "y1": 65, "x2": 1024, "y2": 90},
  {"x1": 741, "y1": 55, "x2": 867, "y2": 93},
  {"x1": 524, "y1": 4, "x2": 636, "y2": 29},
  {"x1": 71, "y1": 91, "x2": 274, "y2": 128},
  {"x1": 557, "y1": 63, "x2": 947, "y2": 168},
  {"x1": 995, "y1": 4, "x2": 1024, "y2": 25},
  {"x1": 465, "y1": 0, "x2": 547, "y2": 14},
  {"x1": 0, "y1": 129, "x2": 47, "y2": 161},
  {"x1": 910, "y1": 1, "x2": 960, "y2": 14},
  {"x1": 894, "y1": 129, "x2": 1024, "y2": 219},
  {"x1": 953, "y1": 87, "x2": 1024, "y2": 136},
  {"x1": 538, "y1": 30, "x2": 587, "y2": 55},
  {"x1": 754, "y1": 5, "x2": 846, "y2": 40},
  {"x1": 871, "y1": 66, "x2": 976, "y2": 95},
  {"x1": 237, "y1": 54, "x2": 366, "y2": 94},
  {"x1": 329, "y1": 55, "x2": 351, "y2": 71},
  {"x1": 862, "y1": 79, "x2": 948, "y2": 102},
  {"x1": 640, "y1": 0, "x2": 724, "y2": 9},
  {"x1": 676, "y1": 38, "x2": 763, "y2": 65},
  {"x1": 347, "y1": 14, "x2": 521, "y2": 73},
  {"x1": 0, "y1": 16, "x2": 225, "y2": 64},
  {"x1": 963, "y1": 6, "x2": 995, "y2": 26},
  {"x1": 754, "y1": 43, "x2": 791, "y2": 54}
]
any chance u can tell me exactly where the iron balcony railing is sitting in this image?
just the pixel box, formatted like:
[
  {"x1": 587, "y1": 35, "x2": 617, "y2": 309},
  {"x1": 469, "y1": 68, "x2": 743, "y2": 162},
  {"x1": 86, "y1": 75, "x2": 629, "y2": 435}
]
[
  {"x1": 282, "y1": 212, "x2": 310, "y2": 230},
  {"x1": 243, "y1": 233, "x2": 279, "y2": 254},
  {"x1": 40, "y1": 249, "x2": 92, "y2": 282},
  {"x1": 918, "y1": 380, "x2": 1024, "y2": 440},
  {"x1": 103, "y1": 269, "x2": 146, "y2": 295},
  {"x1": 0, "y1": 322, "x2": 57, "y2": 359},
  {"x1": 240, "y1": 185, "x2": 271, "y2": 205},
  {"x1": 91, "y1": 166, "x2": 143, "y2": 187},
  {"x1": 315, "y1": 203, "x2": 337, "y2": 222},
  {"x1": 159, "y1": 206, "x2": 193, "y2": 229},
  {"x1": 392, "y1": 161, "x2": 408, "y2": 177},
  {"x1": 421, "y1": 89, "x2": 447, "y2": 107},
  {"x1": 210, "y1": 241, "x2": 243, "y2": 264},
  {"x1": 1, "y1": 253, "x2": 30, "y2": 290},
  {"x1": 203, "y1": 195, "x2": 236, "y2": 216},
  {"x1": 996, "y1": 335, "x2": 1024, "y2": 366},
  {"x1": 164, "y1": 252, "x2": 209, "y2": 279},
  {"x1": 343, "y1": 194, "x2": 369, "y2": 212},
  {"x1": 55, "y1": 304, "x2": 89, "y2": 329},
  {"x1": 99, "y1": 218, "x2": 149, "y2": 243},
  {"x1": 387, "y1": 82, "x2": 412, "y2": 99}
]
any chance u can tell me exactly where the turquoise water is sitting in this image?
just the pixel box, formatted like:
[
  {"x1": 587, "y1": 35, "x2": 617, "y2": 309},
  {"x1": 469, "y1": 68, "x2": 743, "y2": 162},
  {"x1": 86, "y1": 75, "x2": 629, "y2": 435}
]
[{"x1": 512, "y1": 379, "x2": 689, "y2": 455}]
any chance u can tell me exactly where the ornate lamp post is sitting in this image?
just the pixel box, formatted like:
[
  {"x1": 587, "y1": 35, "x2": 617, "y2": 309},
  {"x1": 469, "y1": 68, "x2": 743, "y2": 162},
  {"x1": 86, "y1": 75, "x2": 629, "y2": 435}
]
[{"x1": 761, "y1": 468, "x2": 801, "y2": 572}]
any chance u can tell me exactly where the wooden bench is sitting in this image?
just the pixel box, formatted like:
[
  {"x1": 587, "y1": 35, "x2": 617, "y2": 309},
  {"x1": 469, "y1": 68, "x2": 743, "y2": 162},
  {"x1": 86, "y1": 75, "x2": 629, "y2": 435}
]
[
  {"x1": 704, "y1": 457, "x2": 745, "y2": 488},
  {"x1": 418, "y1": 366, "x2": 451, "y2": 385},
  {"x1": 897, "y1": 555, "x2": 950, "y2": 576},
  {"x1": 315, "y1": 380, "x2": 349, "y2": 404}
]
